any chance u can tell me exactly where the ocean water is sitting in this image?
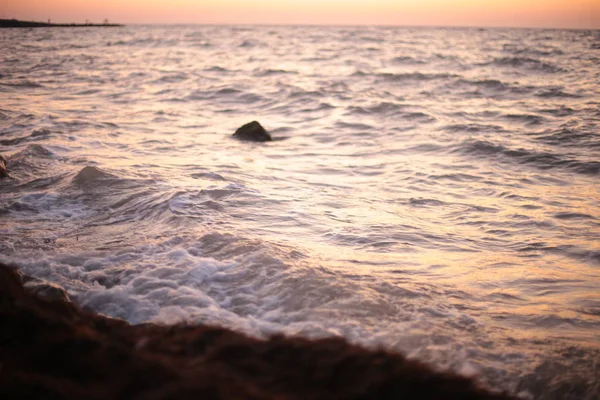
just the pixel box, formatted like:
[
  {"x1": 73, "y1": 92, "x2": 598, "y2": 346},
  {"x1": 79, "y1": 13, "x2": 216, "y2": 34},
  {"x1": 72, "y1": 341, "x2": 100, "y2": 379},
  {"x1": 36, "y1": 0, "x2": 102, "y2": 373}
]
[{"x1": 1, "y1": 25, "x2": 599, "y2": 398}]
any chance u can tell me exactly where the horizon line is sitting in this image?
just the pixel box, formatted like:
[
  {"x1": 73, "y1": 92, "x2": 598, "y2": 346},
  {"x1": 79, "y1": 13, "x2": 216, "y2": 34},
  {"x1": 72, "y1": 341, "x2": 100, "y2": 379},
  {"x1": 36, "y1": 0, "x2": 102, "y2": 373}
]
[{"x1": 2, "y1": 17, "x2": 599, "y2": 31}]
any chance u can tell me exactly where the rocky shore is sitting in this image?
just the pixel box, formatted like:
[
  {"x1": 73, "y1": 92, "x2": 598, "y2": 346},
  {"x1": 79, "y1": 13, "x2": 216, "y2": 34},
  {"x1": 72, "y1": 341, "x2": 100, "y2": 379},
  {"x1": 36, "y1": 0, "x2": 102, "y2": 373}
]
[{"x1": 0, "y1": 262, "x2": 515, "y2": 399}]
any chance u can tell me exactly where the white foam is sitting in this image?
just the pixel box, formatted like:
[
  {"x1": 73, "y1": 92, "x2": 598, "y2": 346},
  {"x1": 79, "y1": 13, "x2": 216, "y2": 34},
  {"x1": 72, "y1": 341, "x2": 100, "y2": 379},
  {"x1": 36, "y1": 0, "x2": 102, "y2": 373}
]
[
  {"x1": 4, "y1": 191, "x2": 91, "y2": 224},
  {"x1": 0, "y1": 230, "x2": 581, "y2": 398}
]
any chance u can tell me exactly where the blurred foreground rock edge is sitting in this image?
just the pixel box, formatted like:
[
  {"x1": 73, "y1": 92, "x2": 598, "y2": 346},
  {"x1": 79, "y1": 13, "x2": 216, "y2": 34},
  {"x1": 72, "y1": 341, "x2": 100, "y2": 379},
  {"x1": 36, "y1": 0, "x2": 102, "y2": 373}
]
[{"x1": 0, "y1": 262, "x2": 516, "y2": 400}]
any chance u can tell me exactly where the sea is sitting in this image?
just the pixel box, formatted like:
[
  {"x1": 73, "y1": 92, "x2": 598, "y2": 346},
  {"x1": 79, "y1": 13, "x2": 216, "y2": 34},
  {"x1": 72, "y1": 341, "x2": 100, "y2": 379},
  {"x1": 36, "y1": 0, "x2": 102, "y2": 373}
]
[{"x1": 1, "y1": 25, "x2": 599, "y2": 399}]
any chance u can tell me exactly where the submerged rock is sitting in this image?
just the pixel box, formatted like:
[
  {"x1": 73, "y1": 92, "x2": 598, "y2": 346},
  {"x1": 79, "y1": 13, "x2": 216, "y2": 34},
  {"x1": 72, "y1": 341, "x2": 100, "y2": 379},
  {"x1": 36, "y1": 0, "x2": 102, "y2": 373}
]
[
  {"x1": 232, "y1": 120, "x2": 272, "y2": 142},
  {"x1": 0, "y1": 262, "x2": 515, "y2": 400},
  {"x1": 0, "y1": 154, "x2": 7, "y2": 178}
]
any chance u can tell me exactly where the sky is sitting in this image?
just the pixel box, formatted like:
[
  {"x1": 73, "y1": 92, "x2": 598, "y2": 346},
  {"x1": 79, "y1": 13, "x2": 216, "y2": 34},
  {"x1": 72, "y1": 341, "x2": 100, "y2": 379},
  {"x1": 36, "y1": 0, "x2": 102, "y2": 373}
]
[{"x1": 2, "y1": 0, "x2": 599, "y2": 29}]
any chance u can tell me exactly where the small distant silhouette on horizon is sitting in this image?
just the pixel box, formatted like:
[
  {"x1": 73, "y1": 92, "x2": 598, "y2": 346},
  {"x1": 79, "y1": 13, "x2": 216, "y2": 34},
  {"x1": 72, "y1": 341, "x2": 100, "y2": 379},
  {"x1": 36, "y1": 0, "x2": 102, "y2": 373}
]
[{"x1": 0, "y1": 18, "x2": 123, "y2": 28}]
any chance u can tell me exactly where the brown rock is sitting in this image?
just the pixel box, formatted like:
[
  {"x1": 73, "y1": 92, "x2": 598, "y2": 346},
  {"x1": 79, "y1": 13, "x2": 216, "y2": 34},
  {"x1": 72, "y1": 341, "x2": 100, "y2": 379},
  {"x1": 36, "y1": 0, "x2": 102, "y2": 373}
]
[
  {"x1": 24, "y1": 278, "x2": 71, "y2": 302},
  {"x1": 232, "y1": 121, "x2": 272, "y2": 142}
]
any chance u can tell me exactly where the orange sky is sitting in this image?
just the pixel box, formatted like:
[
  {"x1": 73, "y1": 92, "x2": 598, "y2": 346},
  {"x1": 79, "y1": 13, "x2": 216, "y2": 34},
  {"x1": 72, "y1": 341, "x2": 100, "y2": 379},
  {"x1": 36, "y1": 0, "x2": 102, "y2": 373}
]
[{"x1": 2, "y1": 0, "x2": 599, "y2": 28}]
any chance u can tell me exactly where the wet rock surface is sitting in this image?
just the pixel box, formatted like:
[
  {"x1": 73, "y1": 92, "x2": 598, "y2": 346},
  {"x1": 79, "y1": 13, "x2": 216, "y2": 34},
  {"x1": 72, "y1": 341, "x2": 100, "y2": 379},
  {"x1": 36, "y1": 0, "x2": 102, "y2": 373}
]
[
  {"x1": 232, "y1": 121, "x2": 272, "y2": 142},
  {"x1": 0, "y1": 262, "x2": 515, "y2": 400},
  {"x1": 23, "y1": 278, "x2": 71, "y2": 302}
]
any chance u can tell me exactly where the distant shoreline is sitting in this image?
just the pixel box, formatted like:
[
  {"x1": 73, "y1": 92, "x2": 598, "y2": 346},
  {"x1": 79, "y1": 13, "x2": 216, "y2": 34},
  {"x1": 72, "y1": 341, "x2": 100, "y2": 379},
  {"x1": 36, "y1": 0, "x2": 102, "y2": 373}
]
[
  {"x1": 0, "y1": 19, "x2": 122, "y2": 28},
  {"x1": 0, "y1": 19, "x2": 596, "y2": 30}
]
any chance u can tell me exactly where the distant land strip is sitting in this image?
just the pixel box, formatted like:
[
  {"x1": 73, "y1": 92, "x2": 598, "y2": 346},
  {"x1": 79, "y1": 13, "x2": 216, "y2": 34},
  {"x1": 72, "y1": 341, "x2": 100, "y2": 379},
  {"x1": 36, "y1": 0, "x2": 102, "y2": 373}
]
[{"x1": 0, "y1": 19, "x2": 123, "y2": 28}]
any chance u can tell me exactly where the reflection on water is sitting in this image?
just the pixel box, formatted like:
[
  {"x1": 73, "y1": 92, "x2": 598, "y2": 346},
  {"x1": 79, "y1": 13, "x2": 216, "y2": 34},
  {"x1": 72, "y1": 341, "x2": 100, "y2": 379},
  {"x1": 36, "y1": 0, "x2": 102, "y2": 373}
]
[{"x1": 1, "y1": 25, "x2": 599, "y2": 398}]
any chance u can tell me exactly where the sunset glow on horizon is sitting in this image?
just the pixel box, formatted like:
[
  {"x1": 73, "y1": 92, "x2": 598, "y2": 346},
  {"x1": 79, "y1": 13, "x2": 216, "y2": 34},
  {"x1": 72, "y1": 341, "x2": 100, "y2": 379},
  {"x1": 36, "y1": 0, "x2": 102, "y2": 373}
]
[{"x1": 2, "y1": 0, "x2": 600, "y2": 29}]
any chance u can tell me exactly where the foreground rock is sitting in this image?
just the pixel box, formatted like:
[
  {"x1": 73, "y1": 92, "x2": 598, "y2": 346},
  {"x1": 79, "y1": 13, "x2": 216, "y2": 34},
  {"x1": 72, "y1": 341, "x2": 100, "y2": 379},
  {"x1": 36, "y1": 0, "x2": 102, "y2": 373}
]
[
  {"x1": 23, "y1": 278, "x2": 71, "y2": 302},
  {"x1": 232, "y1": 121, "x2": 272, "y2": 142},
  {"x1": 0, "y1": 262, "x2": 515, "y2": 400},
  {"x1": 0, "y1": 154, "x2": 7, "y2": 178}
]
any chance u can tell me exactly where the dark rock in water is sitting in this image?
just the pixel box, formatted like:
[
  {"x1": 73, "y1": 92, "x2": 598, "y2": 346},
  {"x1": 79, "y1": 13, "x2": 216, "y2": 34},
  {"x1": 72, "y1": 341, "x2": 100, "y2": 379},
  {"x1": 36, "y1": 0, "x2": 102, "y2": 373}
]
[
  {"x1": 233, "y1": 120, "x2": 272, "y2": 142},
  {"x1": 0, "y1": 262, "x2": 516, "y2": 400},
  {"x1": 0, "y1": 154, "x2": 7, "y2": 178}
]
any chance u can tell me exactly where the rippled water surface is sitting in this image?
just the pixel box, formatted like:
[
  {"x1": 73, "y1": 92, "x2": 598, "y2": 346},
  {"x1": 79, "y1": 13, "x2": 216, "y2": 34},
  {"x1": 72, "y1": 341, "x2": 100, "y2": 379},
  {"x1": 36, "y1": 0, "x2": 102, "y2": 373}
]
[{"x1": 1, "y1": 25, "x2": 600, "y2": 398}]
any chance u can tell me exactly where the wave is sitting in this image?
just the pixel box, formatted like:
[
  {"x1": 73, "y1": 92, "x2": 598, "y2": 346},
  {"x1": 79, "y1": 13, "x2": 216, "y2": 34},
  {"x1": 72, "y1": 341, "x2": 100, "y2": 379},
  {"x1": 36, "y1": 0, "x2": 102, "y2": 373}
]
[
  {"x1": 216, "y1": 87, "x2": 241, "y2": 95},
  {"x1": 534, "y1": 125, "x2": 600, "y2": 149},
  {"x1": 334, "y1": 121, "x2": 374, "y2": 131},
  {"x1": 347, "y1": 102, "x2": 403, "y2": 115},
  {"x1": 0, "y1": 190, "x2": 77, "y2": 217},
  {"x1": 465, "y1": 79, "x2": 510, "y2": 90},
  {"x1": 537, "y1": 106, "x2": 576, "y2": 117},
  {"x1": 0, "y1": 128, "x2": 52, "y2": 146},
  {"x1": 391, "y1": 56, "x2": 427, "y2": 65},
  {"x1": 454, "y1": 78, "x2": 531, "y2": 96},
  {"x1": 298, "y1": 102, "x2": 335, "y2": 113},
  {"x1": 376, "y1": 72, "x2": 457, "y2": 82},
  {"x1": 534, "y1": 87, "x2": 580, "y2": 98},
  {"x1": 239, "y1": 39, "x2": 261, "y2": 48},
  {"x1": 185, "y1": 88, "x2": 263, "y2": 104},
  {"x1": 72, "y1": 166, "x2": 118, "y2": 186},
  {"x1": 481, "y1": 57, "x2": 565, "y2": 73},
  {"x1": 151, "y1": 72, "x2": 190, "y2": 84},
  {"x1": 442, "y1": 123, "x2": 505, "y2": 133},
  {"x1": 344, "y1": 103, "x2": 434, "y2": 121},
  {"x1": 0, "y1": 200, "x2": 40, "y2": 214},
  {"x1": 553, "y1": 212, "x2": 596, "y2": 220},
  {"x1": 73, "y1": 89, "x2": 102, "y2": 96},
  {"x1": 398, "y1": 111, "x2": 436, "y2": 122},
  {"x1": 456, "y1": 140, "x2": 600, "y2": 176},
  {"x1": 352, "y1": 71, "x2": 456, "y2": 82},
  {"x1": 502, "y1": 113, "x2": 545, "y2": 125},
  {"x1": 502, "y1": 44, "x2": 565, "y2": 57},
  {"x1": 427, "y1": 173, "x2": 482, "y2": 183},
  {"x1": 10, "y1": 144, "x2": 56, "y2": 159},
  {"x1": 106, "y1": 37, "x2": 179, "y2": 47},
  {"x1": 31, "y1": 128, "x2": 52, "y2": 137},
  {"x1": 204, "y1": 66, "x2": 230, "y2": 73},
  {"x1": 253, "y1": 69, "x2": 297, "y2": 77},
  {"x1": 289, "y1": 89, "x2": 325, "y2": 98},
  {"x1": 190, "y1": 172, "x2": 226, "y2": 181},
  {"x1": 1, "y1": 80, "x2": 43, "y2": 89},
  {"x1": 409, "y1": 198, "x2": 447, "y2": 207},
  {"x1": 0, "y1": 233, "x2": 336, "y2": 336}
]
